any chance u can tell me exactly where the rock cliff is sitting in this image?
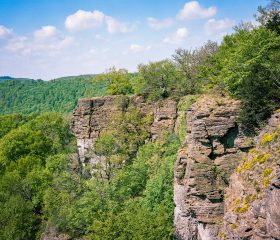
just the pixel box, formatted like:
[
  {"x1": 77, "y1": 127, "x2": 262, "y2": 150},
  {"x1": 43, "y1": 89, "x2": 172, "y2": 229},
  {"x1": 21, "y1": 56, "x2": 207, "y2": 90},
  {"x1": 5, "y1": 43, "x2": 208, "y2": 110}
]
[
  {"x1": 71, "y1": 95, "x2": 177, "y2": 166},
  {"x1": 70, "y1": 95, "x2": 280, "y2": 240},
  {"x1": 223, "y1": 111, "x2": 280, "y2": 239},
  {"x1": 174, "y1": 96, "x2": 254, "y2": 240}
]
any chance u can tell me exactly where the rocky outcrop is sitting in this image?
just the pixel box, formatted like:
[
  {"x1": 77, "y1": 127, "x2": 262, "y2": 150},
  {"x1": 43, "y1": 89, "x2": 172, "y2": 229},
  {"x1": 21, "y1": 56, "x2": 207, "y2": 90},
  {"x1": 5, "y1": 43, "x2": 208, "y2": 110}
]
[
  {"x1": 70, "y1": 94, "x2": 280, "y2": 239},
  {"x1": 174, "y1": 96, "x2": 254, "y2": 240},
  {"x1": 223, "y1": 111, "x2": 280, "y2": 239},
  {"x1": 70, "y1": 95, "x2": 177, "y2": 166}
]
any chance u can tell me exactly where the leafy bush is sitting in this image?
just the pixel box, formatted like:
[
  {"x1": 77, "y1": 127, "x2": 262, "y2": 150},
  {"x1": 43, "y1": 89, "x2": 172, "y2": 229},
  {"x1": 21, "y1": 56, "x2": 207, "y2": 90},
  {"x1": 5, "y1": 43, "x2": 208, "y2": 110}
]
[
  {"x1": 204, "y1": 27, "x2": 280, "y2": 129},
  {"x1": 95, "y1": 67, "x2": 134, "y2": 95},
  {"x1": 136, "y1": 60, "x2": 183, "y2": 101}
]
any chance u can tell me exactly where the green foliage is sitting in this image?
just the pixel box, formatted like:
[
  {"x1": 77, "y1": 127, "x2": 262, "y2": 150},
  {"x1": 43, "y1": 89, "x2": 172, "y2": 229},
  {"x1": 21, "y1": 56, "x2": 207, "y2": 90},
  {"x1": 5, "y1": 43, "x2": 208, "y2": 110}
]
[
  {"x1": 0, "y1": 195, "x2": 36, "y2": 240},
  {"x1": 136, "y1": 60, "x2": 182, "y2": 101},
  {"x1": 43, "y1": 133, "x2": 180, "y2": 239},
  {"x1": 96, "y1": 67, "x2": 134, "y2": 95},
  {"x1": 0, "y1": 76, "x2": 107, "y2": 115},
  {"x1": 255, "y1": 0, "x2": 280, "y2": 34},
  {"x1": 96, "y1": 107, "x2": 152, "y2": 163},
  {"x1": 0, "y1": 113, "x2": 75, "y2": 239},
  {"x1": 133, "y1": 42, "x2": 218, "y2": 101},
  {"x1": 85, "y1": 134, "x2": 179, "y2": 239},
  {"x1": 95, "y1": 132, "x2": 117, "y2": 157},
  {"x1": 204, "y1": 27, "x2": 280, "y2": 129},
  {"x1": 173, "y1": 41, "x2": 218, "y2": 94},
  {"x1": 0, "y1": 114, "x2": 36, "y2": 138},
  {"x1": 112, "y1": 108, "x2": 152, "y2": 158}
]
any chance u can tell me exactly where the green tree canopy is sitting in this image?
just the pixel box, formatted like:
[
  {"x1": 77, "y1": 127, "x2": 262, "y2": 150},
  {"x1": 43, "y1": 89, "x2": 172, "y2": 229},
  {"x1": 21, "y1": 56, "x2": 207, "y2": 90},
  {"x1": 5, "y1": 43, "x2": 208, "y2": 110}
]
[
  {"x1": 95, "y1": 67, "x2": 134, "y2": 95},
  {"x1": 136, "y1": 60, "x2": 182, "y2": 101},
  {"x1": 204, "y1": 27, "x2": 280, "y2": 129}
]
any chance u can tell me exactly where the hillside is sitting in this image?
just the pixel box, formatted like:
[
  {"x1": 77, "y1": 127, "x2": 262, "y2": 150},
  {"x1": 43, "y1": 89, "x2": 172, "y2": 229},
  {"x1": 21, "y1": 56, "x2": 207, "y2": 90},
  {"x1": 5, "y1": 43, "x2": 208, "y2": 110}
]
[
  {"x1": 0, "y1": 1, "x2": 279, "y2": 239},
  {"x1": 0, "y1": 76, "x2": 34, "y2": 82},
  {"x1": 0, "y1": 76, "x2": 108, "y2": 114}
]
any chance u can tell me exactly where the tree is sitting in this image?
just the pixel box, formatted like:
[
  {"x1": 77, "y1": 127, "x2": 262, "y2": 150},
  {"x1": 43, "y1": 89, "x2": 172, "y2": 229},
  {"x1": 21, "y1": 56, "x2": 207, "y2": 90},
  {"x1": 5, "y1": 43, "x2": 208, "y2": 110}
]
[
  {"x1": 206, "y1": 27, "x2": 280, "y2": 129},
  {"x1": 173, "y1": 41, "x2": 218, "y2": 94},
  {"x1": 94, "y1": 107, "x2": 152, "y2": 179},
  {"x1": 136, "y1": 60, "x2": 181, "y2": 101},
  {"x1": 95, "y1": 67, "x2": 133, "y2": 95},
  {"x1": 255, "y1": 0, "x2": 280, "y2": 34},
  {"x1": 0, "y1": 113, "x2": 76, "y2": 239},
  {"x1": 0, "y1": 195, "x2": 36, "y2": 240},
  {"x1": 233, "y1": 21, "x2": 256, "y2": 32}
]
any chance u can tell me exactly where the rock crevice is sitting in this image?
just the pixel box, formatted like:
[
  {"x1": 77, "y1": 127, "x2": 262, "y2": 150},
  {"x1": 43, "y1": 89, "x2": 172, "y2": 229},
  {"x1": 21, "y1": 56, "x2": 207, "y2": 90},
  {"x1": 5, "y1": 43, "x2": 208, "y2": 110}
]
[{"x1": 174, "y1": 96, "x2": 254, "y2": 240}]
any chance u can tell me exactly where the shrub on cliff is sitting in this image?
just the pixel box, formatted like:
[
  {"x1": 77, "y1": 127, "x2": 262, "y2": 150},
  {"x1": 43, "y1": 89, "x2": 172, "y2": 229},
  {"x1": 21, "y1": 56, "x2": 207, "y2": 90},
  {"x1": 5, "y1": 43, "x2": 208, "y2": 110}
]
[
  {"x1": 173, "y1": 40, "x2": 219, "y2": 94},
  {"x1": 135, "y1": 60, "x2": 183, "y2": 101},
  {"x1": 203, "y1": 26, "x2": 280, "y2": 130},
  {"x1": 95, "y1": 67, "x2": 134, "y2": 95}
]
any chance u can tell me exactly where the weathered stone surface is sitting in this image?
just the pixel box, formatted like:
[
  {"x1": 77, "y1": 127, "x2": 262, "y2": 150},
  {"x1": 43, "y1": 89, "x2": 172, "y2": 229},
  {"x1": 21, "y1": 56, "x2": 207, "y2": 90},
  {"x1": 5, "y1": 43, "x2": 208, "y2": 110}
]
[
  {"x1": 174, "y1": 96, "x2": 254, "y2": 240},
  {"x1": 41, "y1": 225, "x2": 70, "y2": 240},
  {"x1": 223, "y1": 112, "x2": 280, "y2": 239},
  {"x1": 69, "y1": 94, "x2": 280, "y2": 240},
  {"x1": 70, "y1": 95, "x2": 177, "y2": 167}
]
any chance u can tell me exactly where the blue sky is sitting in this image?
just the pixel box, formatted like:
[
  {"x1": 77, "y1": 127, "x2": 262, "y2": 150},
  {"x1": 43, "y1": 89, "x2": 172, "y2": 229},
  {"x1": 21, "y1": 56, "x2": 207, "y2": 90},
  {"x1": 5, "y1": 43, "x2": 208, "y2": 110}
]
[{"x1": 0, "y1": 0, "x2": 267, "y2": 80}]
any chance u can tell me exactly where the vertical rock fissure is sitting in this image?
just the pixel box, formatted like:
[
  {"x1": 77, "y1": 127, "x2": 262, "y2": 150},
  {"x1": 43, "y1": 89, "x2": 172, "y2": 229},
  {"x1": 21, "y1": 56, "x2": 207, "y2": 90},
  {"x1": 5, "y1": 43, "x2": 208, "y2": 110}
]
[
  {"x1": 88, "y1": 100, "x2": 94, "y2": 139},
  {"x1": 174, "y1": 96, "x2": 254, "y2": 240}
]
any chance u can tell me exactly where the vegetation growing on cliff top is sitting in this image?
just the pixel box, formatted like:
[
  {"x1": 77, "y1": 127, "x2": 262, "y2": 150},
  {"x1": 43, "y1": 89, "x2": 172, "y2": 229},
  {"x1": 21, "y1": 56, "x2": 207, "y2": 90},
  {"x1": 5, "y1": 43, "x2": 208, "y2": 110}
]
[
  {"x1": 2, "y1": 1, "x2": 279, "y2": 130},
  {"x1": 97, "y1": 1, "x2": 279, "y2": 130},
  {"x1": 0, "y1": 1, "x2": 279, "y2": 239}
]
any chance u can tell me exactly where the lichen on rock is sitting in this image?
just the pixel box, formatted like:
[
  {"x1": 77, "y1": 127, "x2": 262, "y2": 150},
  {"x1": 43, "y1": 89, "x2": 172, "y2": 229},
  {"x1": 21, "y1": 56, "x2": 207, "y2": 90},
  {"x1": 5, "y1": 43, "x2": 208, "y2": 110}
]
[{"x1": 223, "y1": 111, "x2": 280, "y2": 239}]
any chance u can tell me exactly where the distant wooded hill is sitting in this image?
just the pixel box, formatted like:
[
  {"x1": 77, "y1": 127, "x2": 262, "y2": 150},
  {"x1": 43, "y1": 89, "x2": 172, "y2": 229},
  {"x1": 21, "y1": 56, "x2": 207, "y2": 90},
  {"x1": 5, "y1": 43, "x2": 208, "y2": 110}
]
[{"x1": 0, "y1": 75, "x2": 108, "y2": 114}]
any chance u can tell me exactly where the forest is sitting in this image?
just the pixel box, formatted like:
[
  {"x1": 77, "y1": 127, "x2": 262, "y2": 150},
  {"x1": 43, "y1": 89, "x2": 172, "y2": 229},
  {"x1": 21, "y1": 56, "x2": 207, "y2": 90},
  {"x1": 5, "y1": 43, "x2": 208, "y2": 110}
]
[
  {"x1": 0, "y1": 76, "x2": 107, "y2": 114},
  {"x1": 0, "y1": 1, "x2": 279, "y2": 239}
]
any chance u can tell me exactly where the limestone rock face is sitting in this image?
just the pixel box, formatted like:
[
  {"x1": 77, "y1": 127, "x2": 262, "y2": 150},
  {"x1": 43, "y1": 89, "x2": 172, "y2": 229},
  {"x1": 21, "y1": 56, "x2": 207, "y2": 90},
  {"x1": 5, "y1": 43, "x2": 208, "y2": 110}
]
[
  {"x1": 223, "y1": 112, "x2": 280, "y2": 239},
  {"x1": 70, "y1": 95, "x2": 177, "y2": 166},
  {"x1": 174, "y1": 96, "x2": 253, "y2": 240}
]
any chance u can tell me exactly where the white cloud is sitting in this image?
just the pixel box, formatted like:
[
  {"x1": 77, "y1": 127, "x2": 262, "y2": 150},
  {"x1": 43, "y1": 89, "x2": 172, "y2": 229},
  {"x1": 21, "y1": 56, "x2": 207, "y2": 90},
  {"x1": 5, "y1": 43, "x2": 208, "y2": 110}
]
[
  {"x1": 105, "y1": 16, "x2": 136, "y2": 33},
  {"x1": 130, "y1": 44, "x2": 151, "y2": 52},
  {"x1": 34, "y1": 25, "x2": 57, "y2": 40},
  {"x1": 163, "y1": 27, "x2": 188, "y2": 44},
  {"x1": 177, "y1": 1, "x2": 217, "y2": 20},
  {"x1": 65, "y1": 10, "x2": 136, "y2": 34},
  {"x1": 90, "y1": 48, "x2": 96, "y2": 54},
  {"x1": 0, "y1": 25, "x2": 13, "y2": 38},
  {"x1": 65, "y1": 10, "x2": 105, "y2": 31},
  {"x1": 204, "y1": 18, "x2": 236, "y2": 35},
  {"x1": 53, "y1": 36, "x2": 74, "y2": 50},
  {"x1": 147, "y1": 17, "x2": 173, "y2": 31},
  {"x1": 5, "y1": 32, "x2": 73, "y2": 56},
  {"x1": 6, "y1": 36, "x2": 27, "y2": 51}
]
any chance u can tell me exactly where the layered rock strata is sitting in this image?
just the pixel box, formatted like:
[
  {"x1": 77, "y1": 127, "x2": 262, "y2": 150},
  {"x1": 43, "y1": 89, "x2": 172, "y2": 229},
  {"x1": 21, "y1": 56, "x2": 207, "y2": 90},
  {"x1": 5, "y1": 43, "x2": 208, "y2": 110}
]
[
  {"x1": 174, "y1": 96, "x2": 253, "y2": 240},
  {"x1": 70, "y1": 95, "x2": 177, "y2": 165}
]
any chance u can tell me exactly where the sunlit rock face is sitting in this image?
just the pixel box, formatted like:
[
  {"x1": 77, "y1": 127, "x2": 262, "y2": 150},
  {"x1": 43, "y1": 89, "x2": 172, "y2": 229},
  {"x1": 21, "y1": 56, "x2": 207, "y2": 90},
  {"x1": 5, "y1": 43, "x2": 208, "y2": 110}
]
[
  {"x1": 70, "y1": 95, "x2": 177, "y2": 174},
  {"x1": 223, "y1": 112, "x2": 280, "y2": 239},
  {"x1": 70, "y1": 94, "x2": 280, "y2": 239},
  {"x1": 174, "y1": 96, "x2": 254, "y2": 240}
]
